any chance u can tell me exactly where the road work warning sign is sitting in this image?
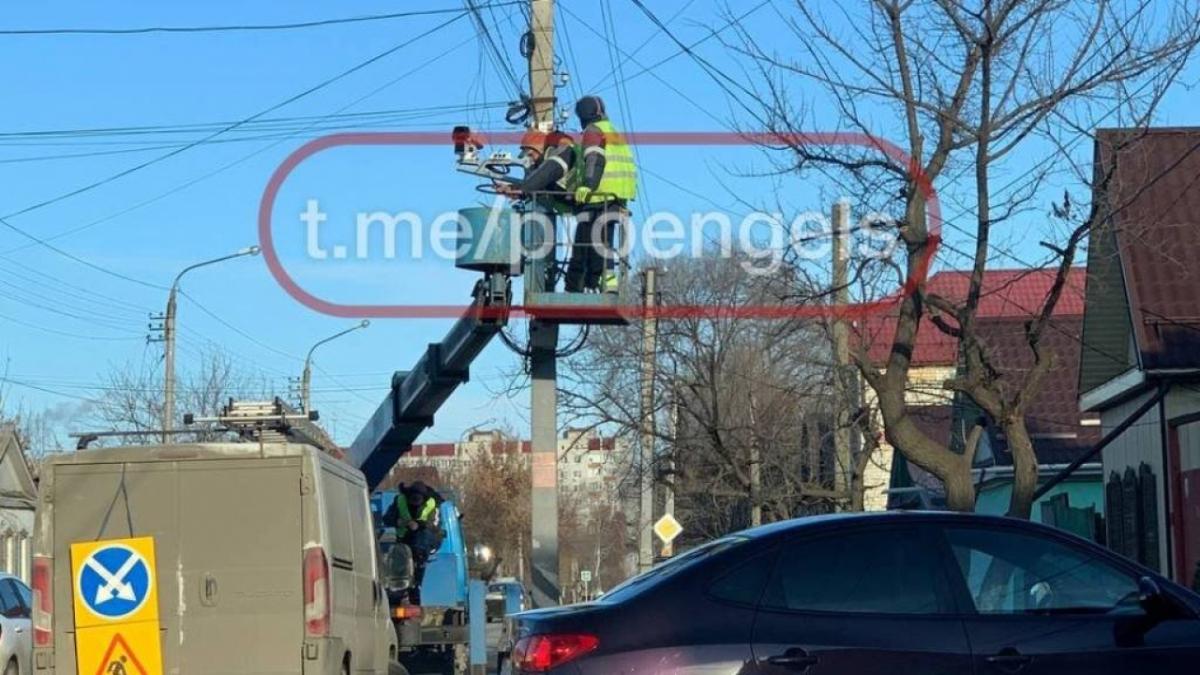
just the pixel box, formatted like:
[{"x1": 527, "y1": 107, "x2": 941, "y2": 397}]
[
  {"x1": 71, "y1": 537, "x2": 163, "y2": 675},
  {"x1": 74, "y1": 621, "x2": 162, "y2": 675}
]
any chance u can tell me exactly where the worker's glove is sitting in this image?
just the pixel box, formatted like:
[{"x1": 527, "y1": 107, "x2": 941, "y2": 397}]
[
  {"x1": 575, "y1": 187, "x2": 593, "y2": 203},
  {"x1": 407, "y1": 521, "x2": 419, "y2": 531}
]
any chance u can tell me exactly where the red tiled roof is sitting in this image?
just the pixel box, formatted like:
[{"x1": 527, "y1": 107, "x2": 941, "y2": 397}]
[
  {"x1": 891, "y1": 317, "x2": 1100, "y2": 504},
  {"x1": 974, "y1": 316, "x2": 1101, "y2": 462},
  {"x1": 1098, "y1": 128, "x2": 1200, "y2": 369},
  {"x1": 861, "y1": 268, "x2": 1086, "y2": 366}
]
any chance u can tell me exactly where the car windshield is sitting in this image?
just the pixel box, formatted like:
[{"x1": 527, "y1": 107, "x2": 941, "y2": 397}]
[{"x1": 599, "y1": 536, "x2": 749, "y2": 603}]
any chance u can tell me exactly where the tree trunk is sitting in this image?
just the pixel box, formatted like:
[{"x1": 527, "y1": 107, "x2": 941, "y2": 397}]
[
  {"x1": 849, "y1": 468, "x2": 865, "y2": 512},
  {"x1": 943, "y1": 468, "x2": 978, "y2": 513},
  {"x1": 1004, "y1": 420, "x2": 1039, "y2": 519}
]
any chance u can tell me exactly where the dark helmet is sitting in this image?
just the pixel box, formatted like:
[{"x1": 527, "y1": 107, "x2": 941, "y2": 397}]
[{"x1": 575, "y1": 96, "x2": 607, "y2": 126}]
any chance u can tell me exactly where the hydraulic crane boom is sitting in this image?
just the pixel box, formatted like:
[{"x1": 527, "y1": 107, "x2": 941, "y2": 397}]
[{"x1": 349, "y1": 273, "x2": 510, "y2": 490}]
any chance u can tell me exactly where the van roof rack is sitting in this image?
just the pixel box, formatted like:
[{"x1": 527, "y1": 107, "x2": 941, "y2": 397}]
[{"x1": 186, "y1": 398, "x2": 343, "y2": 457}]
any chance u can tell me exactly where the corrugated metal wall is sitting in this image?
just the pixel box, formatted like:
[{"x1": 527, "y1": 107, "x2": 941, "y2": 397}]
[{"x1": 1101, "y1": 390, "x2": 1168, "y2": 573}]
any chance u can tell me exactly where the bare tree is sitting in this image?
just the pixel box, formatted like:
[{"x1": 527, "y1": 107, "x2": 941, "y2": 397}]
[
  {"x1": 455, "y1": 440, "x2": 532, "y2": 583},
  {"x1": 727, "y1": 0, "x2": 1200, "y2": 515},
  {"x1": 561, "y1": 255, "x2": 843, "y2": 540},
  {"x1": 90, "y1": 349, "x2": 270, "y2": 444}
]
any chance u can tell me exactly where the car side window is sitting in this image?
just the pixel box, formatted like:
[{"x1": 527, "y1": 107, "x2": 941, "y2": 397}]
[
  {"x1": 707, "y1": 550, "x2": 776, "y2": 606},
  {"x1": 11, "y1": 579, "x2": 32, "y2": 614},
  {"x1": 0, "y1": 580, "x2": 23, "y2": 619},
  {"x1": 944, "y1": 526, "x2": 1142, "y2": 616},
  {"x1": 762, "y1": 527, "x2": 952, "y2": 615}
]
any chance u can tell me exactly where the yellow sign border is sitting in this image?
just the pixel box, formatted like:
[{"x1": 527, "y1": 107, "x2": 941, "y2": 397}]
[{"x1": 70, "y1": 536, "x2": 160, "y2": 628}]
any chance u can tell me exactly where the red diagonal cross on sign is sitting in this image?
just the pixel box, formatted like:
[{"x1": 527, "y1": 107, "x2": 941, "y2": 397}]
[{"x1": 93, "y1": 632, "x2": 150, "y2": 675}]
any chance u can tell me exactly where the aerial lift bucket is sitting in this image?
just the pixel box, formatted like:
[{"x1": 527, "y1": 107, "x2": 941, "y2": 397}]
[{"x1": 455, "y1": 206, "x2": 522, "y2": 275}]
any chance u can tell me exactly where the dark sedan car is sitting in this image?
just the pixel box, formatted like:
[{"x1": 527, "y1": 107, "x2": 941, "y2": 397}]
[{"x1": 501, "y1": 512, "x2": 1200, "y2": 674}]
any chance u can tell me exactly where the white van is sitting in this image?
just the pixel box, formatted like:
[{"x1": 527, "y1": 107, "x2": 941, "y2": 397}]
[{"x1": 31, "y1": 441, "x2": 400, "y2": 674}]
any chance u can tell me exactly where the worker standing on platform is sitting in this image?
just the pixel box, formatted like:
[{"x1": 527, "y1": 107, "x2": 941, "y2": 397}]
[
  {"x1": 384, "y1": 481, "x2": 445, "y2": 604},
  {"x1": 568, "y1": 95, "x2": 638, "y2": 293}
]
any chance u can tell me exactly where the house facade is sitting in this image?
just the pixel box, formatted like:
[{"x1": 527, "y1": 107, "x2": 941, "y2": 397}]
[
  {"x1": 0, "y1": 426, "x2": 37, "y2": 583},
  {"x1": 1078, "y1": 128, "x2": 1200, "y2": 588}
]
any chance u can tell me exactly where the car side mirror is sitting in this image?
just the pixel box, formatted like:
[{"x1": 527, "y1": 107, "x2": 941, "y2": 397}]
[
  {"x1": 1137, "y1": 576, "x2": 1169, "y2": 617},
  {"x1": 1115, "y1": 576, "x2": 1175, "y2": 648}
]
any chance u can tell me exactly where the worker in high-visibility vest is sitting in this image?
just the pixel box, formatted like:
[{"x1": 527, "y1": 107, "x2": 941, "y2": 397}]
[
  {"x1": 383, "y1": 481, "x2": 444, "y2": 603},
  {"x1": 567, "y1": 95, "x2": 638, "y2": 293}
]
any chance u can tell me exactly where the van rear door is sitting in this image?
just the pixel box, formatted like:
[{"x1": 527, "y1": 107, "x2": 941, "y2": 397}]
[
  {"x1": 176, "y1": 458, "x2": 303, "y2": 674},
  {"x1": 51, "y1": 457, "x2": 303, "y2": 675}
]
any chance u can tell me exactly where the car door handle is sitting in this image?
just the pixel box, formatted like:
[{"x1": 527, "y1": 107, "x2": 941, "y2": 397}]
[
  {"x1": 766, "y1": 648, "x2": 819, "y2": 671},
  {"x1": 985, "y1": 648, "x2": 1032, "y2": 672}
]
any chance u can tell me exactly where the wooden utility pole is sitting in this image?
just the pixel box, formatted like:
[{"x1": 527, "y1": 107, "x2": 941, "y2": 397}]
[
  {"x1": 638, "y1": 268, "x2": 659, "y2": 573},
  {"x1": 831, "y1": 200, "x2": 854, "y2": 508},
  {"x1": 527, "y1": 0, "x2": 561, "y2": 609}
]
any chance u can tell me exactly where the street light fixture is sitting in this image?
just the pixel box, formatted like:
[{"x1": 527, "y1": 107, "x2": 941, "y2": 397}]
[
  {"x1": 301, "y1": 320, "x2": 371, "y2": 412},
  {"x1": 162, "y1": 246, "x2": 261, "y2": 441}
]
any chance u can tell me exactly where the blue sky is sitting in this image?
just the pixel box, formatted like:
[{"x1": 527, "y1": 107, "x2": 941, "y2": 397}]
[{"x1": 1, "y1": 1, "x2": 1197, "y2": 448}]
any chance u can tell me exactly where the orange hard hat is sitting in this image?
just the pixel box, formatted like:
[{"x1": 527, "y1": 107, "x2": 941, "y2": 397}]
[{"x1": 519, "y1": 129, "x2": 548, "y2": 152}]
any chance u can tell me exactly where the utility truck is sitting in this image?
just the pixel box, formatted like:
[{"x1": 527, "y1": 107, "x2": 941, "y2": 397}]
[{"x1": 31, "y1": 401, "x2": 402, "y2": 675}]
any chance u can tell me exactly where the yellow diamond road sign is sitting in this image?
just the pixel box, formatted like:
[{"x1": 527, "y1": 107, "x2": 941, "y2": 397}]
[{"x1": 653, "y1": 514, "x2": 683, "y2": 545}]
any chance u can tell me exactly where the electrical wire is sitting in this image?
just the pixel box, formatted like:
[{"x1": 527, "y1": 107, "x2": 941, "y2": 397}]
[
  {"x1": 465, "y1": 0, "x2": 523, "y2": 97},
  {"x1": 0, "y1": 14, "x2": 477, "y2": 279},
  {"x1": 0, "y1": 3, "x2": 522, "y2": 36},
  {"x1": 0, "y1": 102, "x2": 511, "y2": 143},
  {"x1": 0, "y1": 10, "x2": 472, "y2": 222}
]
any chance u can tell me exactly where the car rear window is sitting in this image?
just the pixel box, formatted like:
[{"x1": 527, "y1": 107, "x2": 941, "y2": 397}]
[
  {"x1": 708, "y1": 551, "x2": 776, "y2": 606},
  {"x1": 600, "y1": 536, "x2": 749, "y2": 603}
]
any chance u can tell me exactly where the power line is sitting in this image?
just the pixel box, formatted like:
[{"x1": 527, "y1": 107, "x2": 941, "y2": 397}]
[
  {"x1": 178, "y1": 291, "x2": 302, "y2": 364},
  {"x1": 465, "y1": 0, "x2": 523, "y2": 96},
  {"x1": 0, "y1": 376, "x2": 98, "y2": 402},
  {"x1": 0, "y1": 311, "x2": 141, "y2": 342},
  {"x1": 0, "y1": 3, "x2": 521, "y2": 36},
  {"x1": 585, "y1": 0, "x2": 707, "y2": 91},
  {"x1": 0, "y1": 12, "x2": 475, "y2": 288},
  {"x1": 0, "y1": 9, "x2": 472, "y2": 222},
  {"x1": 0, "y1": 102, "x2": 511, "y2": 143},
  {"x1": 0, "y1": 215, "x2": 168, "y2": 290}
]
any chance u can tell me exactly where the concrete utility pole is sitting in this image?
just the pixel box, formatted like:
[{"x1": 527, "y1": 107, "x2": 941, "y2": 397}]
[
  {"x1": 163, "y1": 246, "x2": 259, "y2": 442},
  {"x1": 831, "y1": 201, "x2": 854, "y2": 507},
  {"x1": 526, "y1": 0, "x2": 562, "y2": 609},
  {"x1": 662, "y1": 391, "x2": 678, "y2": 558},
  {"x1": 301, "y1": 321, "x2": 370, "y2": 412},
  {"x1": 638, "y1": 268, "x2": 659, "y2": 573}
]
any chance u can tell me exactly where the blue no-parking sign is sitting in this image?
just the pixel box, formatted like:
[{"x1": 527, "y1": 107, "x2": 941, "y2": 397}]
[{"x1": 74, "y1": 543, "x2": 154, "y2": 622}]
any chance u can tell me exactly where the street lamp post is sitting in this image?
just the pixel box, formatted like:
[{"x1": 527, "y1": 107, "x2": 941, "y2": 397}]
[
  {"x1": 163, "y1": 246, "x2": 260, "y2": 441},
  {"x1": 301, "y1": 320, "x2": 371, "y2": 412}
]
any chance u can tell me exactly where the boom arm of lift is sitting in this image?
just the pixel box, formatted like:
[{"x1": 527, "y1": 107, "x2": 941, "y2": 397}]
[{"x1": 348, "y1": 273, "x2": 510, "y2": 491}]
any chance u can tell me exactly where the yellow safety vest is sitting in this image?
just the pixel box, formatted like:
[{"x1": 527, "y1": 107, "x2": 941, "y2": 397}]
[{"x1": 581, "y1": 120, "x2": 637, "y2": 204}]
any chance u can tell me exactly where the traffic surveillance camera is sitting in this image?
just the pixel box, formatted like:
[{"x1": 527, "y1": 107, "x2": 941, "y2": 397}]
[{"x1": 453, "y1": 125, "x2": 484, "y2": 162}]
